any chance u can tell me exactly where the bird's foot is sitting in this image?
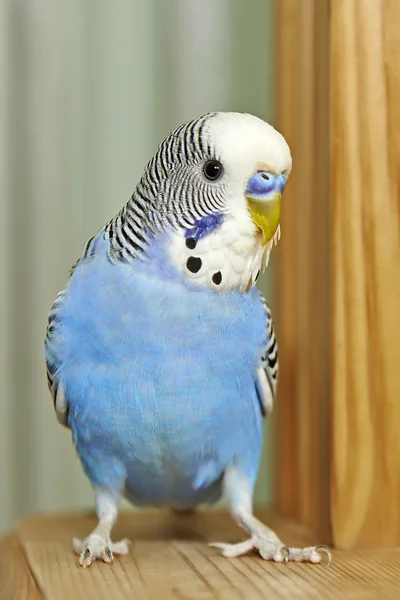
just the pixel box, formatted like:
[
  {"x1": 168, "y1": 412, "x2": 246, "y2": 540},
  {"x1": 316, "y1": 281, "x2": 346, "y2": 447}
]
[
  {"x1": 210, "y1": 537, "x2": 331, "y2": 565},
  {"x1": 73, "y1": 534, "x2": 130, "y2": 568}
]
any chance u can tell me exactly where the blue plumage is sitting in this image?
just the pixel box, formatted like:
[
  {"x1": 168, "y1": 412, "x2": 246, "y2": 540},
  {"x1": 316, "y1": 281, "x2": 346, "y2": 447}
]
[{"x1": 46, "y1": 230, "x2": 265, "y2": 508}]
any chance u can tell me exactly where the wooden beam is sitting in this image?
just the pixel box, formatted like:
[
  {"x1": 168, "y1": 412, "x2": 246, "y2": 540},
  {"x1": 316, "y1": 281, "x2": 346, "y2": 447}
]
[
  {"x1": 330, "y1": 0, "x2": 400, "y2": 549},
  {"x1": 274, "y1": 0, "x2": 400, "y2": 550}
]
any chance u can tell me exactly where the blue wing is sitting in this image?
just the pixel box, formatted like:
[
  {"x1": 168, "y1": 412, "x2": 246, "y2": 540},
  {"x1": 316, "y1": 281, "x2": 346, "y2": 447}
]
[
  {"x1": 45, "y1": 230, "x2": 102, "y2": 427},
  {"x1": 46, "y1": 285, "x2": 70, "y2": 426}
]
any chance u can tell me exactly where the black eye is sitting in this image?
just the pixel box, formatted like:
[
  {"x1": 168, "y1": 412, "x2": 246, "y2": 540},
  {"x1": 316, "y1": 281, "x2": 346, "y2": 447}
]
[{"x1": 203, "y1": 160, "x2": 223, "y2": 181}]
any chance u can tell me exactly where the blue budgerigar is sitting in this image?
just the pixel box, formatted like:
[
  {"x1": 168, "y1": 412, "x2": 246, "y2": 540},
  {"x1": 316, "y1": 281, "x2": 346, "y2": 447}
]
[{"x1": 45, "y1": 112, "x2": 330, "y2": 568}]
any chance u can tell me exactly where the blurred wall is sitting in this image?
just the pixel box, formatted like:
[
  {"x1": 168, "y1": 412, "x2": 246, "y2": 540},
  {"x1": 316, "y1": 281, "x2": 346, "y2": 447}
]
[{"x1": 0, "y1": 0, "x2": 275, "y2": 533}]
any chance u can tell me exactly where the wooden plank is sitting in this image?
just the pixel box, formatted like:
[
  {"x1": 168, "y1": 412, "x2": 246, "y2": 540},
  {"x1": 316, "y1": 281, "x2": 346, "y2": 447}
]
[
  {"x1": 330, "y1": 0, "x2": 400, "y2": 549},
  {"x1": 273, "y1": 0, "x2": 331, "y2": 542},
  {"x1": 3, "y1": 510, "x2": 400, "y2": 599},
  {"x1": 0, "y1": 532, "x2": 42, "y2": 600},
  {"x1": 16, "y1": 509, "x2": 317, "y2": 600}
]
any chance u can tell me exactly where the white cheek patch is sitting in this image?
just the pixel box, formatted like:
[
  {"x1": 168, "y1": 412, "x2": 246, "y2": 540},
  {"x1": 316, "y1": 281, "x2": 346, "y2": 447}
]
[{"x1": 168, "y1": 214, "x2": 280, "y2": 293}]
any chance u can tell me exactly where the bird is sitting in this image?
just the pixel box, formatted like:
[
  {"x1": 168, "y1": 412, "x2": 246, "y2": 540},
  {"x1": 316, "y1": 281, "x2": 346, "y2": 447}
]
[{"x1": 45, "y1": 112, "x2": 331, "y2": 568}]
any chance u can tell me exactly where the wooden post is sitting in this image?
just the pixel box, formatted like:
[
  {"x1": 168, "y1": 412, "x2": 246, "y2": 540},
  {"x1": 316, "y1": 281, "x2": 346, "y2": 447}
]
[
  {"x1": 330, "y1": 0, "x2": 400, "y2": 549},
  {"x1": 274, "y1": 0, "x2": 400, "y2": 549}
]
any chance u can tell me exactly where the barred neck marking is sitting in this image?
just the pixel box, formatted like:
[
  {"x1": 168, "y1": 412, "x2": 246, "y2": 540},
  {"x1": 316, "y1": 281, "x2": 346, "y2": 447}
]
[
  {"x1": 104, "y1": 112, "x2": 226, "y2": 263},
  {"x1": 104, "y1": 195, "x2": 155, "y2": 262}
]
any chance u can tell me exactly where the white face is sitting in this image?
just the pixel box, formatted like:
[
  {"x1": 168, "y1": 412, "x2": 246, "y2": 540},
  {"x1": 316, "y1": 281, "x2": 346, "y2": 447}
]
[
  {"x1": 168, "y1": 112, "x2": 292, "y2": 293},
  {"x1": 203, "y1": 112, "x2": 292, "y2": 200}
]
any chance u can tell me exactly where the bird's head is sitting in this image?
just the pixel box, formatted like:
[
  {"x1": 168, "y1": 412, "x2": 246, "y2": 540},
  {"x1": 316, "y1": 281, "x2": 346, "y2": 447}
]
[{"x1": 116, "y1": 112, "x2": 292, "y2": 292}]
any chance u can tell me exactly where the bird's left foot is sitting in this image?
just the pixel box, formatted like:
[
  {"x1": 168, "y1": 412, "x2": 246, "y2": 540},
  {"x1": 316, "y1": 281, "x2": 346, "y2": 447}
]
[
  {"x1": 210, "y1": 537, "x2": 331, "y2": 565},
  {"x1": 73, "y1": 535, "x2": 130, "y2": 568}
]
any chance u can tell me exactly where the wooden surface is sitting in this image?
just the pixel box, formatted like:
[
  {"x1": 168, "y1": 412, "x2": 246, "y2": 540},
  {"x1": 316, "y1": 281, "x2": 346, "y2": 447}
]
[
  {"x1": 330, "y1": 0, "x2": 400, "y2": 549},
  {"x1": 0, "y1": 532, "x2": 41, "y2": 600},
  {"x1": 3, "y1": 510, "x2": 400, "y2": 600},
  {"x1": 274, "y1": 0, "x2": 331, "y2": 541}
]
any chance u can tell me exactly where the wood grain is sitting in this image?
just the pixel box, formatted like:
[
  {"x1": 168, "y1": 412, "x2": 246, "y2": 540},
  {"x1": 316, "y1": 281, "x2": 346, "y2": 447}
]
[
  {"x1": 3, "y1": 511, "x2": 400, "y2": 599},
  {"x1": 330, "y1": 0, "x2": 400, "y2": 549},
  {"x1": 274, "y1": 0, "x2": 331, "y2": 542},
  {"x1": 15, "y1": 510, "x2": 317, "y2": 600},
  {"x1": 0, "y1": 532, "x2": 41, "y2": 600}
]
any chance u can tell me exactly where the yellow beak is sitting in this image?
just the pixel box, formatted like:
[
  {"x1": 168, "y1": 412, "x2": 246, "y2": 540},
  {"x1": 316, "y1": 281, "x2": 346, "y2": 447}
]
[{"x1": 246, "y1": 192, "x2": 281, "y2": 245}]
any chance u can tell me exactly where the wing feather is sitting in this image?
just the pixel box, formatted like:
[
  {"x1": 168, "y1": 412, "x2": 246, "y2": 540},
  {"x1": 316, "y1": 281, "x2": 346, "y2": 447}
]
[{"x1": 255, "y1": 291, "x2": 278, "y2": 417}]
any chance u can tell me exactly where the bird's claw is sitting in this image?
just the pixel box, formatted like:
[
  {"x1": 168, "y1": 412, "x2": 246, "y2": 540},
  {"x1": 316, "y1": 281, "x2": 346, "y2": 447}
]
[
  {"x1": 102, "y1": 546, "x2": 114, "y2": 564},
  {"x1": 73, "y1": 535, "x2": 130, "y2": 568},
  {"x1": 280, "y1": 545, "x2": 290, "y2": 563},
  {"x1": 313, "y1": 545, "x2": 332, "y2": 567},
  {"x1": 81, "y1": 547, "x2": 94, "y2": 568}
]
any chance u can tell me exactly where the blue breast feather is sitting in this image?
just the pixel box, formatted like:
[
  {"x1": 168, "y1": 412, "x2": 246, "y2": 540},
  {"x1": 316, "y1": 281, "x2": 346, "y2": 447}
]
[{"x1": 46, "y1": 232, "x2": 266, "y2": 507}]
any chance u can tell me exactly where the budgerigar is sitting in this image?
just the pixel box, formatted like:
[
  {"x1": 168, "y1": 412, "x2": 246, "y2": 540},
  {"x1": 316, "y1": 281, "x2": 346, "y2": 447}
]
[{"x1": 45, "y1": 112, "x2": 330, "y2": 568}]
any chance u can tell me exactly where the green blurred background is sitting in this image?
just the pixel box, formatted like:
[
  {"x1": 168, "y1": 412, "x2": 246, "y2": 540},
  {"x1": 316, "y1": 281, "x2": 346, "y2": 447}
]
[{"x1": 0, "y1": 0, "x2": 276, "y2": 534}]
